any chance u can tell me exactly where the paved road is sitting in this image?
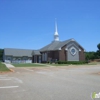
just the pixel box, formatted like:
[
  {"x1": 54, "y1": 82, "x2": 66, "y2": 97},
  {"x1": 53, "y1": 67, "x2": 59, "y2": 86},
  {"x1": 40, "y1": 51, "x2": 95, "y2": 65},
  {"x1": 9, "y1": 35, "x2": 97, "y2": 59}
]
[{"x1": 0, "y1": 65, "x2": 100, "y2": 100}]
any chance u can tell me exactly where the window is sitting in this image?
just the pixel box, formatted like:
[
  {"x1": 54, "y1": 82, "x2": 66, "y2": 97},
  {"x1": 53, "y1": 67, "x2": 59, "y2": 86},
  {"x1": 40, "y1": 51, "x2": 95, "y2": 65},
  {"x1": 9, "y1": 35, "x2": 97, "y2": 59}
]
[
  {"x1": 23, "y1": 57, "x2": 27, "y2": 60},
  {"x1": 7, "y1": 57, "x2": 11, "y2": 60},
  {"x1": 13, "y1": 58, "x2": 16, "y2": 60},
  {"x1": 70, "y1": 47, "x2": 77, "y2": 56}
]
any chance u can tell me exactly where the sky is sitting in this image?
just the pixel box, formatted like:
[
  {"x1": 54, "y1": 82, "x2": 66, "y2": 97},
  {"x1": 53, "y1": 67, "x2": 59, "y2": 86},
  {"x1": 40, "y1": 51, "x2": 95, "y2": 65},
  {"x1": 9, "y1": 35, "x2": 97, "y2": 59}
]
[{"x1": 0, "y1": 0, "x2": 100, "y2": 51}]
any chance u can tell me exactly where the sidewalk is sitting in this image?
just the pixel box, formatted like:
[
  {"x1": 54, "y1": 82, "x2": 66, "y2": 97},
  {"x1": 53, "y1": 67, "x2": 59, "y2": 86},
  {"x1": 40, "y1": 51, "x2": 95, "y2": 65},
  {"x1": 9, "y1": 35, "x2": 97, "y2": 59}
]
[{"x1": 3, "y1": 63, "x2": 15, "y2": 68}]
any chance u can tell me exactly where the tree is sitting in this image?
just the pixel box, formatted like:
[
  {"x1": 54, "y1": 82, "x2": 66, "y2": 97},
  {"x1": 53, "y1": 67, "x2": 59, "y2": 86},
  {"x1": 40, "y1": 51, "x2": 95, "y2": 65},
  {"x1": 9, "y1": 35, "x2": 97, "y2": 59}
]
[
  {"x1": 96, "y1": 50, "x2": 100, "y2": 59},
  {"x1": 0, "y1": 49, "x2": 4, "y2": 61},
  {"x1": 97, "y1": 43, "x2": 100, "y2": 51},
  {"x1": 85, "y1": 53, "x2": 89, "y2": 60},
  {"x1": 85, "y1": 52, "x2": 96, "y2": 60},
  {"x1": 85, "y1": 43, "x2": 100, "y2": 60}
]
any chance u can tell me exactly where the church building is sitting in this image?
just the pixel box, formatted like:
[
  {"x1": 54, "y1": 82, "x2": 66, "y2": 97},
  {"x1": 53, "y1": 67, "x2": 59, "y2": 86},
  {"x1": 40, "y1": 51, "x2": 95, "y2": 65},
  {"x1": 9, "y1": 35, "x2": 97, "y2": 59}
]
[{"x1": 3, "y1": 21, "x2": 85, "y2": 63}]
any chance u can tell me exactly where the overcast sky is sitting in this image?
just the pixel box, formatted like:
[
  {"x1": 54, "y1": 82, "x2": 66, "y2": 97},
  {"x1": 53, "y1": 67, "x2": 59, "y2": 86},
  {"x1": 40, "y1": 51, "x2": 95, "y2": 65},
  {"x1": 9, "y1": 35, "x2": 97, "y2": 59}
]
[{"x1": 0, "y1": 0, "x2": 100, "y2": 51}]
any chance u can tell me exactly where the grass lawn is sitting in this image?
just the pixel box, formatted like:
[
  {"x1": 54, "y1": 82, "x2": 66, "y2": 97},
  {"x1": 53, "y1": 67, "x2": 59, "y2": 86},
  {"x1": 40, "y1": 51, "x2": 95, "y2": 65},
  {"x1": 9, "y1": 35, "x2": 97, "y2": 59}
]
[
  {"x1": 12, "y1": 62, "x2": 98, "y2": 67},
  {"x1": 46, "y1": 63, "x2": 69, "y2": 66},
  {"x1": 0, "y1": 62, "x2": 10, "y2": 72},
  {"x1": 46, "y1": 62, "x2": 97, "y2": 66},
  {"x1": 12, "y1": 63, "x2": 46, "y2": 67}
]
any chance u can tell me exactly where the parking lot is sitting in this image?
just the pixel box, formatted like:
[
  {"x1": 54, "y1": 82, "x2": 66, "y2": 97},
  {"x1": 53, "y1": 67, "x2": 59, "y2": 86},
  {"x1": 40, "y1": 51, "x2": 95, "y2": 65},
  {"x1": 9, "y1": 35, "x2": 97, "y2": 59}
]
[{"x1": 0, "y1": 65, "x2": 100, "y2": 100}]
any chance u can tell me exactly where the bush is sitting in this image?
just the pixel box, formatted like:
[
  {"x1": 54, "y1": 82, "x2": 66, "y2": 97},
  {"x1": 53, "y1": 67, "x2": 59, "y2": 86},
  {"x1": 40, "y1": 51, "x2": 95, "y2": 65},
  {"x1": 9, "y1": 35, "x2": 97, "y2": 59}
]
[
  {"x1": 57, "y1": 61, "x2": 87, "y2": 64},
  {"x1": 41, "y1": 61, "x2": 47, "y2": 63}
]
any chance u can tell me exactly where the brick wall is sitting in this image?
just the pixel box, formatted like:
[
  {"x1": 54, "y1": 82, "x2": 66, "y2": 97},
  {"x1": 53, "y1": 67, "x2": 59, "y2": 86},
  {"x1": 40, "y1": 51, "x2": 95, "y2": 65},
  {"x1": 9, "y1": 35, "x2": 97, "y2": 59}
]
[
  {"x1": 79, "y1": 49, "x2": 85, "y2": 61},
  {"x1": 59, "y1": 45, "x2": 66, "y2": 61}
]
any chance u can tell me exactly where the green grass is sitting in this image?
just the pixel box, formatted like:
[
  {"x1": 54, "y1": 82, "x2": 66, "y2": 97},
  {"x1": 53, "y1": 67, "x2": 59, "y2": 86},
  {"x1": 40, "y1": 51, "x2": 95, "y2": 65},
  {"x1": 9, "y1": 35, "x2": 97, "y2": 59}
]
[
  {"x1": 46, "y1": 63, "x2": 69, "y2": 66},
  {"x1": 46, "y1": 62, "x2": 97, "y2": 66},
  {"x1": 12, "y1": 63, "x2": 46, "y2": 67},
  {"x1": 12, "y1": 62, "x2": 98, "y2": 67},
  {"x1": 0, "y1": 62, "x2": 10, "y2": 72}
]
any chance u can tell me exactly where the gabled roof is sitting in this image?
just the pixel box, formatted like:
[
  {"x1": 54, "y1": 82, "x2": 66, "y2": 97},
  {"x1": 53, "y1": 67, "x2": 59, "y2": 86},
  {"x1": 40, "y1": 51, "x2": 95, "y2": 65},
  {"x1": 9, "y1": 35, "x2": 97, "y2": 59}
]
[
  {"x1": 40, "y1": 38, "x2": 84, "y2": 51},
  {"x1": 4, "y1": 39, "x2": 84, "y2": 56},
  {"x1": 32, "y1": 50, "x2": 41, "y2": 55},
  {"x1": 4, "y1": 48, "x2": 33, "y2": 57}
]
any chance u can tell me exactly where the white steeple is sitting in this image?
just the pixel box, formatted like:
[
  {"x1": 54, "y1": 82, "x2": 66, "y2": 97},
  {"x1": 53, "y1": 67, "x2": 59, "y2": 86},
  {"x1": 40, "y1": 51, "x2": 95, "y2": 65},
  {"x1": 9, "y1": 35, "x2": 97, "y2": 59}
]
[{"x1": 54, "y1": 19, "x2": 59, "y2": 41}]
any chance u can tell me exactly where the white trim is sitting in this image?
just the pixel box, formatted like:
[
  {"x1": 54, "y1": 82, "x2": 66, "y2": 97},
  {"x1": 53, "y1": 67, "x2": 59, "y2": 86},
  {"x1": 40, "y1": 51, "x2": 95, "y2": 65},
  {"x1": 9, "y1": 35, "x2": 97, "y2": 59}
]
[
  {"x1": 58, "y1": 47, "x2": 61, "y2": 50},
  {"x1": 79, "y1": 49, "x2": 81, "y2": 51},
  {"x1": 65, "y1": 48, "x2": 68, "y2": 51}
]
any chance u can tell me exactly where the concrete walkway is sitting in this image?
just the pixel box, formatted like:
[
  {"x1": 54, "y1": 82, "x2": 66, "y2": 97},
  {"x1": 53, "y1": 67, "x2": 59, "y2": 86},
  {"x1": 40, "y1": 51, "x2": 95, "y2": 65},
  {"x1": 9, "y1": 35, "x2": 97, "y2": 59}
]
[{"x1": 3, "y1": 63, "x2": 15, "y2": 68}]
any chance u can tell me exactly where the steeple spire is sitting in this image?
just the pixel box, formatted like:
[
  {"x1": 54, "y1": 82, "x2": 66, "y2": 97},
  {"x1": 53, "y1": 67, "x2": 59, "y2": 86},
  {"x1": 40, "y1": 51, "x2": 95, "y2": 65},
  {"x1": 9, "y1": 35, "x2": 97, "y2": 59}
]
[
  {"x1": 54, "y1": 18, "x2": 59, "y2": 41},
  {"x1": 55, "y1": 18, "x2": 58, "y2": 35}
]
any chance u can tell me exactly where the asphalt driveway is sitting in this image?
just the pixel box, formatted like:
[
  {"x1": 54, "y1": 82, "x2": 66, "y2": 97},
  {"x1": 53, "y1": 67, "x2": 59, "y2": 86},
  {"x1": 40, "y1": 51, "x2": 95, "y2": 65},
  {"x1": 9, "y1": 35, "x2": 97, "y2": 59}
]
[{"x1": 0, "y1": 65, "x2": 100, "y2": 100}]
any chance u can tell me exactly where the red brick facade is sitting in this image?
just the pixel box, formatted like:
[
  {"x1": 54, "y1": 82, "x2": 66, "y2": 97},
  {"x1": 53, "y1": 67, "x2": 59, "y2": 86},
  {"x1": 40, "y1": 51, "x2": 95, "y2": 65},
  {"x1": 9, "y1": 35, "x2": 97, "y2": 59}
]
[
  {"x1": 79, "y1": 49, "x2": 85, "y2": 61},
  {"x1": 59, "y1": 45, "x2": 67, "y2": 61},
  {"x1": 33, "y1": 44, "x2": 85, "y2": 63}
]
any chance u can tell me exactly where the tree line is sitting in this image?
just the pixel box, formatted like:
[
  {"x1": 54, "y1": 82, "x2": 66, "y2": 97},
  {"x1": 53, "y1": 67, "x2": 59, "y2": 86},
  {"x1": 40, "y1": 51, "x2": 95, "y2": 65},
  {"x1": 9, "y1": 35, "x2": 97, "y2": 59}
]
[{"x1": 85, "y1": 43, "x2": 100, "y2": 60}]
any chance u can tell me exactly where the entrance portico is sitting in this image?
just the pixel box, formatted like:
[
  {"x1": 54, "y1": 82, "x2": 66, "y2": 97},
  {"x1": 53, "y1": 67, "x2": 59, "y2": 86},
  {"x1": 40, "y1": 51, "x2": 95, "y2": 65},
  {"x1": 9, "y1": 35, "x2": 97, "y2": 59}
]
[{"x1": 32, "y1": 50, "x2": 41, "y2": 63}]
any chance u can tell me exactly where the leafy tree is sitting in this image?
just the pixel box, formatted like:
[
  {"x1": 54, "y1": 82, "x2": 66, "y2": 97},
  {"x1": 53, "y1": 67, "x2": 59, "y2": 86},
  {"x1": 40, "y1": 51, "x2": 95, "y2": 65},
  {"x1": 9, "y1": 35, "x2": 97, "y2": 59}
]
[
  {"x1": 0, "y1": 49, "x2": 4, "y2": 61},
  {"x1": 85, "y1": 43, "x2": 100, "y2": 60},
  {"x1": 96, "y1": 50, "x2": 100, "y2": 59},
  {"x1": 97, "y1": 43, "x2": 100, "y2": 51},
  {"x1": 85, "y1": 52, "x2": 90, "y2": 60},
  {"x1": 85, "y1": 52, "x2": 96, "y2": 60}
]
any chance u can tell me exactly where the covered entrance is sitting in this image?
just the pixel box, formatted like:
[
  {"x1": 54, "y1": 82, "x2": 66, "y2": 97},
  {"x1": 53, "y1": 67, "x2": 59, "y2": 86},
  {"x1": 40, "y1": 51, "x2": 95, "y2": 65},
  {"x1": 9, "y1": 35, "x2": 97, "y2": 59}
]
[
  {"x1": 32, "y1": 50, "x2": 41, "y2": 63},
  {"x1": 32, "y1": 55, "x2": 41, "y2": 63}
]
